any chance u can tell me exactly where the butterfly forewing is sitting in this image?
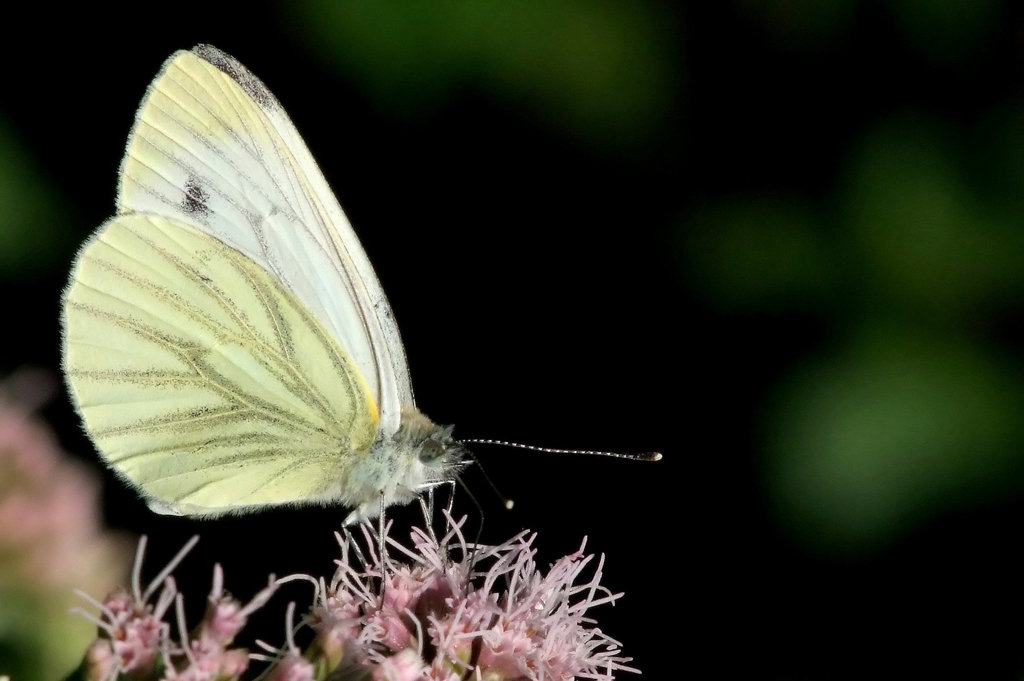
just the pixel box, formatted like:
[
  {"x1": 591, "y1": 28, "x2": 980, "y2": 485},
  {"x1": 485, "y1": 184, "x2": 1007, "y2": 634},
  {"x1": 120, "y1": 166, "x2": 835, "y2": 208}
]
[
  {"x1": 62, "y1": 214, "x2": 379, "y2": 515},
  {"x1": 116, "y1": 46, "x2": 412, "y2": 435}
]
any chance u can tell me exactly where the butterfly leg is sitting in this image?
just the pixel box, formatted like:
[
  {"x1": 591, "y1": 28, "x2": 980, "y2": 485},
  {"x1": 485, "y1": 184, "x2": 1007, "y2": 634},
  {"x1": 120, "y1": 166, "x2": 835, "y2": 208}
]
[{"x1": 417, "y1": 490, "x2": 438, "y2": 549}]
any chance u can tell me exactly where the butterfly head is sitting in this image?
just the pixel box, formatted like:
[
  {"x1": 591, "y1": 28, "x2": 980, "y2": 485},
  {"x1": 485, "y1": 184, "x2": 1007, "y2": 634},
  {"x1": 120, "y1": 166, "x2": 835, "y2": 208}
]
[
  {"x1": 418, "y1": 426, "x2": 451, "y2": 462},
  {"x1": 398, "y1": 409, "x2": 466, "y2": 475}
]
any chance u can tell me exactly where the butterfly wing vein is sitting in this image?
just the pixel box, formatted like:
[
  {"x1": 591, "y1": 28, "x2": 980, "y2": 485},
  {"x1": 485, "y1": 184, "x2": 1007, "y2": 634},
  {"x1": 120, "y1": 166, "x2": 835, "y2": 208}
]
[{"x1": 63, "y1": 214, "x2": 378, "y2": 514}]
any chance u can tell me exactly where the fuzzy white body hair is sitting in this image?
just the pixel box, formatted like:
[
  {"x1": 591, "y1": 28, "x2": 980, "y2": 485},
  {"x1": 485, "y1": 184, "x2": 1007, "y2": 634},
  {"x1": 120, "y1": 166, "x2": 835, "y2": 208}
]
[{"x1": 341, "y1": 409, "x2": 464, "y2": 524}]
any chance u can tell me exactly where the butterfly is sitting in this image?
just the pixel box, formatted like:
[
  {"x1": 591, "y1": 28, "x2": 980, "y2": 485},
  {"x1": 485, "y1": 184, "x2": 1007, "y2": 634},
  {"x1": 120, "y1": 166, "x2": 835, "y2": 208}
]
[{"x1": 61, "y1": 45, "x2": 464, "y2": 524}]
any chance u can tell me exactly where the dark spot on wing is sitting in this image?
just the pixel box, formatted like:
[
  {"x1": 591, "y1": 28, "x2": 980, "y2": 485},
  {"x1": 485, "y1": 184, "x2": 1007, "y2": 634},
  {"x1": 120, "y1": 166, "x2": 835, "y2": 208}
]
[
  {"x1": 183, "y1": 177, "x2": 210, "y2": 217},
  {"x1": 193, "y1": 44, "x2": 280, "y2": 111}
]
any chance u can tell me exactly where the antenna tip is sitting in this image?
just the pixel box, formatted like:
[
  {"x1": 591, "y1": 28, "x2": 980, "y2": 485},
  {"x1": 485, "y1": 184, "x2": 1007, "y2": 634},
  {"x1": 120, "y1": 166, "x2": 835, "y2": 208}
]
[{"x1": 504, "y1": 499, "x2": 515, "y2": 510}]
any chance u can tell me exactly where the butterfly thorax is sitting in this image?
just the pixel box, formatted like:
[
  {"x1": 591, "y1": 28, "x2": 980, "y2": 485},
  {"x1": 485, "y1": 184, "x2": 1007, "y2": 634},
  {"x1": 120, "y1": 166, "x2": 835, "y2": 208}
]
[{"x1": 342, "y1": 408, "x2": 465, "y2": 523}]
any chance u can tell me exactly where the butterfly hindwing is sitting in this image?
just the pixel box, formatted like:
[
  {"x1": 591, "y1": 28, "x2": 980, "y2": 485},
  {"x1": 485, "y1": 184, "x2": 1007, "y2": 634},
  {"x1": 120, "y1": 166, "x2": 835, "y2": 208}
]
[{"x1": 62, "y1": 213, "x2": 378, "y2": 515}]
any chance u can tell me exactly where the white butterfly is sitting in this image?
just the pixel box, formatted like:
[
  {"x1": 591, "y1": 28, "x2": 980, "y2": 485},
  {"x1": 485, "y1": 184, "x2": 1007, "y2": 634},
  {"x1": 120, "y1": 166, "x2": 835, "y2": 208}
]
[{"x1": 61, "y1": 45, "x2": 463, "y2": 523}]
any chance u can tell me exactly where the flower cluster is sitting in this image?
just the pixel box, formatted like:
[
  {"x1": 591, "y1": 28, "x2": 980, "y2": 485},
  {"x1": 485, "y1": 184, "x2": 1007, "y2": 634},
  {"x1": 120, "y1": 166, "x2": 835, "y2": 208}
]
[
  {"x1": 0, "y1": 370, "x2": 129, "y2": 591},
  {"x1": 0, "y1": 369, "x2": 131, "y2": 681},
  {"x1": 303, "y1": 518, "x2": 637, "y2": 681},
  {"x1": 74, "y1": 516, "x2": 637, "y2": 681},
  {"x1": 75, "y1": 536, "x2": 279, "y2": 681}
]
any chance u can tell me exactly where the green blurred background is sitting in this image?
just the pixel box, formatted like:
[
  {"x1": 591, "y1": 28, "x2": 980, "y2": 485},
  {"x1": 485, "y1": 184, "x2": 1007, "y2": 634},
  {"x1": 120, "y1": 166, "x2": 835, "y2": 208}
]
[{"x1": 4, "y1": 1, "x2": 1024, "y2": 678}]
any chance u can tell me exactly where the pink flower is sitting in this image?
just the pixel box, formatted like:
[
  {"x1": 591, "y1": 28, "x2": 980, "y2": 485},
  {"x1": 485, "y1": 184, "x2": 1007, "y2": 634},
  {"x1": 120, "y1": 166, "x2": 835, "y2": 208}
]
[
  {"x1": 74, "y1": 536, "x2": 277, "y2": 681},
  {"x1": 302, "y1": 515, "x2": 638, "y2": 680},
  {"x1": 262, "y1": 655, "x2": 314, "y2": 681},
  {"x1": 74, "y1": 515, "x2": 638, "y2": 680},
  {"x1": 372, "y1": 649, "x2": 425, "y2": 681},
  {"x1": 0, "y1": 369, "x2": 127, "y2": 586},
  {"x1": 73, "y1": 540, "x2": 178, "y2": 680},
  {"x1": 0, "y1": 368, "x2": 132, "y2": 680}
]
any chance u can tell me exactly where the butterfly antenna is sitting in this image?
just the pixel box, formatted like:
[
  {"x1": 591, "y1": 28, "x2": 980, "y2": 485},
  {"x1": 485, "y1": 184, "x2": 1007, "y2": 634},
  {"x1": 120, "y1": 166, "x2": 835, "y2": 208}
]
[
  {"x1": 460, "y1": 438, "x2": 662, "y2": 462},
  {"x1": 461, "y1": 447, "x2": 515, "y2": 512}
]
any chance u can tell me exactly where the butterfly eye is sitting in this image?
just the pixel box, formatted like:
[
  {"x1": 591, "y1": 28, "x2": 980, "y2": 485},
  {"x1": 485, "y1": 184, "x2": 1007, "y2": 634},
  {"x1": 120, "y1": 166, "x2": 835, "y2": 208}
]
[{"x1": 420, "y1": 439, "x2": 447, "y2": 463}]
